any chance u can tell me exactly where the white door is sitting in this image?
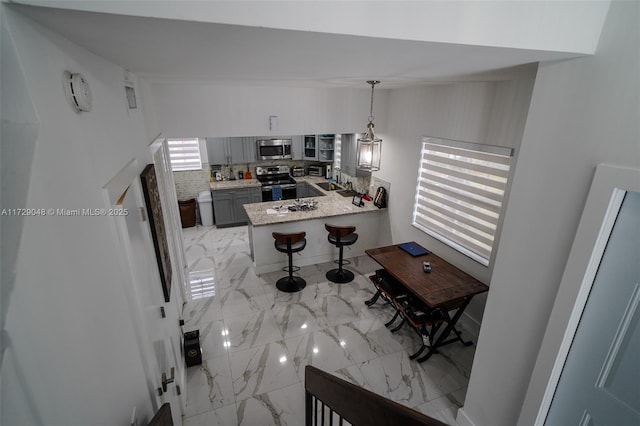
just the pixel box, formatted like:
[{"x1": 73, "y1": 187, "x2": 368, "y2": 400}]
[
  {"x1": 545, "y1": 191, "x2": 640, "y2": 425},
  {"x1": 150, "y1": 137, "x2": 189, "y2": 408},
  {"x1": 104, "y1": 158, "x2": 185, "y2": 424}
]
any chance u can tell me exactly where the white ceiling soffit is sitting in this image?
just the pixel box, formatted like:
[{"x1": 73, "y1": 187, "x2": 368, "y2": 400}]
[
  {"x1": 11, "y1": 2, "x2": 610, "y2": 88},
  {"x1": 14, "y1": 0, "x2": 611, "y2": 54}
]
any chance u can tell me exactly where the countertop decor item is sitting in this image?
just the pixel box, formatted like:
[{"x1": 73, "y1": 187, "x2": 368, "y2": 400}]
[{"x1": 357, "y1": 80, "x2": 382, "y2": 172}]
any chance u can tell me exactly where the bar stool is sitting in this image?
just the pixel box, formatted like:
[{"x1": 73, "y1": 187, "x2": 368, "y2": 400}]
[
  {"x1": 325, "y1": 224, "x2": 358, "y2": 283},
  {"x1": 272, "y1": 232, "x2": 307, "y2": 293}
]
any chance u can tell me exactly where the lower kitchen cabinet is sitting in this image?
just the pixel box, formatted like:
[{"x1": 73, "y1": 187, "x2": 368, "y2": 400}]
[
  {"x1": 295, "y1": 182, "x2": 324, "y2": 198},
  {"x1": 296, "y1": 182, "x2": 308, "y2": 198},
  {"x1": 307, "y1": 184, "x2": 324, "y2": 197},
  {"x1": 212, "y1": 187, "x2": 261, "y2": 227}
]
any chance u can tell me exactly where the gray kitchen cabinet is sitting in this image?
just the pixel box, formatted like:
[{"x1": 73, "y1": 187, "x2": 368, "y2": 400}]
[
  {"x1": 318, "y1": 135, "x2": 335, "y2": 162},
  {"x1": 234, "y1": 190, "x2": 251, "y2": 224},
  {"x1": 249, "y1": 187, "x2": 261, "y2": 203},
  {"x1": 292, "y1": 135, "x2": 303, "y2": 160},
  {"x1": 307, "y1": 184, "x2": 324, "y2": 197},
  {"x1": 243, "y1": 137, "x2": 257, "y2": 163},
  {"x1": 304, "y1": 134, "x2": 334, "y2": 162},
  {"x1": 296, "y1": 182, "x2": 307, "y2": 198},
  {"x1": 212, "y1": 187, "x2": 260, "y2": 227},
  {"x1": 207, "y1": 137, "x2": 251, "y2": 165},
  {"x1": 303, "y1": 135, "x2": 318, "y2": 160},
  {"x1": 295, "y1": 182, "x2": 324, "y2": 198},
  {"x1": 339, "y1": 133, "x2": 371, "y2": 177},
  {"x1": 228, "y1": 138, "x2": 245, "y2": 163},
  {"x1": 211, "y1": 190, "x2": 235, "y2": 226},
  {"x1": 207, "y1": 137, "x2": 228, "y2": 165}
]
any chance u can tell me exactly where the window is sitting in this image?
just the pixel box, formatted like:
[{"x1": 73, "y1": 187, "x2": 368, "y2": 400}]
[
  {"x1": 412, "y1": 137, "x2": 513, "y2": 266},
  {"x1": 167, "y1": 138, "x2": 202, "y2": 171}
]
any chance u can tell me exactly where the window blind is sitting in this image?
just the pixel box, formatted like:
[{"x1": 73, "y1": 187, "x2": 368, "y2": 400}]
[
  {"x1": 412, "y1": 137, "x2": 513, "y2": 266},
  {"x1": 167, "y1": 138, "x2": 202, "y2": 171}
]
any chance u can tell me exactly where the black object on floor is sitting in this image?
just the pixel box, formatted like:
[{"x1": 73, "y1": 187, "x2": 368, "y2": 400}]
[{"x1": 183, "y1": 330, "x2": 202, "y2": 367}]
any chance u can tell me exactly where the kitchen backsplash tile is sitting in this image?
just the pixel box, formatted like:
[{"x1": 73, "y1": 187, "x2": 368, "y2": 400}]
[
  {"x1": 174, "y1": 163, "x2": 212, "y2": 201},
  {"x1": 335, "y1": 171, "x2": 371, "y2": 195}
]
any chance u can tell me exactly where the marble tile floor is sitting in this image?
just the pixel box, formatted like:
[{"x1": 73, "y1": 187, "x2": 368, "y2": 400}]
[{"x1": 181, "y1": 224, "x2": 476, "y2": 426}]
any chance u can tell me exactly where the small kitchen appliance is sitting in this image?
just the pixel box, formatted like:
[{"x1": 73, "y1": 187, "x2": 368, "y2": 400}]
[
  {"x1": 307, "y1": 165, "x2": 323, "y2": 176},
  {"x1": 290, "y1": 166, "x2": 305, "y2": 177}
]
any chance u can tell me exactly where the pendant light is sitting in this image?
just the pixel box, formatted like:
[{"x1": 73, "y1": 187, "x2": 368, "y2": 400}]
[{"x1": 356, "y1": 80, "x2": 382, "y2": 171}]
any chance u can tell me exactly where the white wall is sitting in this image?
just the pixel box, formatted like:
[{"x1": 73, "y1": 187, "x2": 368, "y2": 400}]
[
  {"x1": 460, "y1": 1, "x2": 640, "y2": 425},
  {"x1": 378, "y1": 77, "x2": 535, "y2": 326},
  {"x1": 142, "y1": 79, "x2": 389, "y2": 138},
  {"x1": 1, "y1": 7, "x2": 159, "y2": 425}
]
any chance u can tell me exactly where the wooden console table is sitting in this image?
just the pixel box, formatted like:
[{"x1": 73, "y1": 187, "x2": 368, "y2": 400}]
[{"x1": 365, "y1": 243, "x2": 489, "y2": 362}]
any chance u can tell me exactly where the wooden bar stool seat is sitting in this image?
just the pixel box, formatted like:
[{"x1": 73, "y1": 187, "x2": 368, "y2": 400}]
[
  {"x1": 325, "y1": 224, "x2": 358, "y2": 283},
  {"x1": 273, "y1": 231, "x2": 307, "y2": 292}
]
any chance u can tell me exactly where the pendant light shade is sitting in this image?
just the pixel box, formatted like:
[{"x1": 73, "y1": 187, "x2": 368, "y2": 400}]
[{"x1": 357, "y1": 81, "x2": 382, "y2": 171}]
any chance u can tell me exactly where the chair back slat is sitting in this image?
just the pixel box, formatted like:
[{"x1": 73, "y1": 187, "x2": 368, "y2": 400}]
[
  {"x1": 273, "y1": 231, "x2": 306, "y2": 245},
  {"x1": 325, "y1": 224, "x2": 356, "y2": 238}
]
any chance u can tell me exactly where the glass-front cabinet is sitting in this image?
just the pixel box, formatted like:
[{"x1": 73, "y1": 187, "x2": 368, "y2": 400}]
[
  {"x1": 304, "y1": 135, "x2": 318, "y2": 160},
  {"x1": 304, "y1": 134, "x2": 335, "y2": 161},
  {"x1": 318, "y1": 135, "x2": 335, "y2": 162}
]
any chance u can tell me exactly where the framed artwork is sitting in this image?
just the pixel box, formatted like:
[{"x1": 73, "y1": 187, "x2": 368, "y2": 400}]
[{"x1": 140, "y1": 163, "x2": 172, "y2": 302}]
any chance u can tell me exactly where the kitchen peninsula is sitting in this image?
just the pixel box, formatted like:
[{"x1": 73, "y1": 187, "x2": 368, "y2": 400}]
[{"x1": 244, "y1": 176, "x2": 389, "y2": 274}]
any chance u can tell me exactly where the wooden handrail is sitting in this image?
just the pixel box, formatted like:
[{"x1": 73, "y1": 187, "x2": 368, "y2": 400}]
[{"x1": 305, "y1": 365, "x2": 449, "y2": 426}]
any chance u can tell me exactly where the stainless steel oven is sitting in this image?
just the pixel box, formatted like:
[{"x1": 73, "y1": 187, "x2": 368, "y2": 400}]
[
  {"x1": 256, "y1": 139, "x2": 292, "y2": 161},
  {"x1": 256, "y1": 165, "x2": 297, "y2": 201}
]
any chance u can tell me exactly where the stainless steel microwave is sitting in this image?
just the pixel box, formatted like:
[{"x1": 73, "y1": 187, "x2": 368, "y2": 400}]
[{"x1": 256, "y1": 139, "x2": 292, "y2": 160}]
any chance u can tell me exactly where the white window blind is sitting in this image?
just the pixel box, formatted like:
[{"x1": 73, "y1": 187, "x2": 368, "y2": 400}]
[
  {"x1": 412, "y1": 137, "x2": 513, "y2": 266},
  {"x1": 167, "y1": 138, "x2": 202, "y2": 171}
]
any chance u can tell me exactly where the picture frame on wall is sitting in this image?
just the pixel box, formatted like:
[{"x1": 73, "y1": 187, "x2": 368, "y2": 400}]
[{"x1": 140, "y1": 163, "x2": 172, "y2": 302}]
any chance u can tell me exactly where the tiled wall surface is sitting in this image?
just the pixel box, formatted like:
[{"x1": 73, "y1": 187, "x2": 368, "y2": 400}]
[{"x1": 174, "y1": 163, "x2": 211, "y2": 201}]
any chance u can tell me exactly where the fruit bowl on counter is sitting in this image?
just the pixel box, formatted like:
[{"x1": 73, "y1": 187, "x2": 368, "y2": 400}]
[{"x1": 288, "y1": 199, "x2": 318, "y2": 211}]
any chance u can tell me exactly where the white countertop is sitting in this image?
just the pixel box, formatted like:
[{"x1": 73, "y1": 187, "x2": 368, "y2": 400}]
[
  {"x1": 244, "y1": 176, "x2": 383, "y2": 226},
  {"x1": 209, "y1": 179, "x2": 261, "y2": 190}
]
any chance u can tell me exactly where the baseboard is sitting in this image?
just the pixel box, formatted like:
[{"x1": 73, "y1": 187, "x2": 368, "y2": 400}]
[
  {"x1": 454, "y1": 312, "x2": 481, "y2": 426},
  {"x1": 457, "y1": 311, "x2": 481, "y2": 340},
  {"x1": 456, "y1": 407, "x2": 476, "y2": 426}
]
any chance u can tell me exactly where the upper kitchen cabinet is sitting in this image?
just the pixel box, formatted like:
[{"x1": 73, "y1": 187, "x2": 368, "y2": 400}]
[
  {"x1": 291, "y1": 135, "x2": 303, "y2": 160},
  {"x1": 207, "y1": 137, "x2": 226, "y2": 164},
  {"x1": 339, "y1": 133, "x2": 371, "y2": 177},
  {"x1": 207, "y1": 137, "x2": 256, "y2": 164},
  {"x1": 243, "y1": 137, "x2": 257, "y2": 162},
  {"x1": 303, "y1": 135, "x2": 317, "y2": 160},
  {"x1": 318, "y1": 135, "x2": 335, "y2": 162},
  {"x1": 304, "y1": 134, "x2": 334, "y2": 162}
]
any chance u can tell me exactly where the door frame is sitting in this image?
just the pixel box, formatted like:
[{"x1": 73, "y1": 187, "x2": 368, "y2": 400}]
[
  {"x1": 518, "y1": 164, "x2": 640, "y2": 425},
  {"x1": 148, "y1": 135, "x2": 189, "y2": 413},
  {"x1": 102, "y1": 158, "x2": 169, "y2": 416},
  {"x1": 102, "y1": 155, "x2": 188, "y2": 422}
]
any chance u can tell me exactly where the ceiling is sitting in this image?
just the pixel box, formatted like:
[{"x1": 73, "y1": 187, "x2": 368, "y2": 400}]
[{"x1": 13, "y1": 4, "x2": 586, "y2": 88}]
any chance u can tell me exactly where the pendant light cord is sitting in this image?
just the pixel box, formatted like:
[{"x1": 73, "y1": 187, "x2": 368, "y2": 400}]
[{"x1": 367, "y1": 80, "x2": 380, "y2": 123}]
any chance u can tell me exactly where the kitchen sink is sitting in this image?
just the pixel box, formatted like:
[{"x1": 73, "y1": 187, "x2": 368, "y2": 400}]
[
  {"x1": 316, "y1": 182, "x2": 343, "y2": 191},
  {"x1": 336, "y1": 189, "x2": 359, "y2": 197}
]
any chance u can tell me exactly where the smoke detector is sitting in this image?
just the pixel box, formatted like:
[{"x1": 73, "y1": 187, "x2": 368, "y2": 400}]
[{"x1": 63, "y1": 71, "x2": 92, "y2": 113}]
